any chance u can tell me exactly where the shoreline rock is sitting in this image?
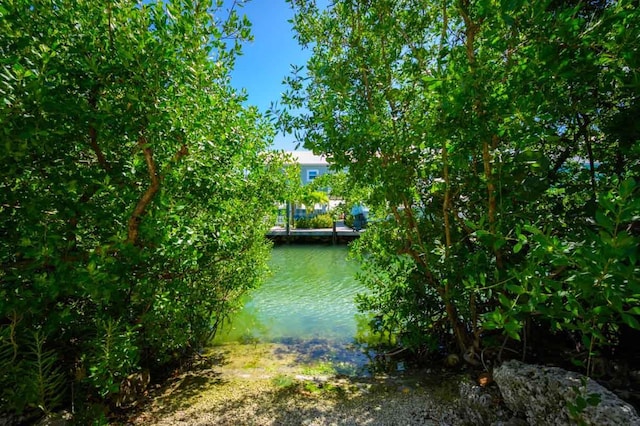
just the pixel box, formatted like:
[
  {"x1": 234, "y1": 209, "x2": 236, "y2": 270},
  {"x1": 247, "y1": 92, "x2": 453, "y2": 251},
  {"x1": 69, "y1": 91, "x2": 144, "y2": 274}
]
[{"x1": 494, "y1": 359, "x2": 640, "y2": 426}]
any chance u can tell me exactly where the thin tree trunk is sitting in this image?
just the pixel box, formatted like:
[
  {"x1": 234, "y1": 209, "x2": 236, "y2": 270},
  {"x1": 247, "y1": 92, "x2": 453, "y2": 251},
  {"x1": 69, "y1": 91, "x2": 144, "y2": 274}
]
[
  {"x1": 579, "y1": 113, "x2": 597, "y2": 203},
  {"x1": 88, "y1": 87, "x2": 110, "y2": 172},
  {"x1": 442, "y1": 143, "x2": 452, "y2": 252},
  {"x1": 127, "y1": 134, "x2": 160, "y2": 245}
]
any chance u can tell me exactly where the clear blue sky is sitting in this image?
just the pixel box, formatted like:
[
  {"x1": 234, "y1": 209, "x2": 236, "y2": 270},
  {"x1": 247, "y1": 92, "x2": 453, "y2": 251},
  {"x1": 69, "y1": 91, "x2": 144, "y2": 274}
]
[{"x1": 226, "y1": 0, "x2": 312, "y2": 151}]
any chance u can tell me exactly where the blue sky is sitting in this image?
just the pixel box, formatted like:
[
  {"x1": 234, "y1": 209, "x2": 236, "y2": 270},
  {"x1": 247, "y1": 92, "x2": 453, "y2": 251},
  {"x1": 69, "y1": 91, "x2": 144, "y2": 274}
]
[{"x1": 226, "y1": 0, "x2": 311, "y2": 151}]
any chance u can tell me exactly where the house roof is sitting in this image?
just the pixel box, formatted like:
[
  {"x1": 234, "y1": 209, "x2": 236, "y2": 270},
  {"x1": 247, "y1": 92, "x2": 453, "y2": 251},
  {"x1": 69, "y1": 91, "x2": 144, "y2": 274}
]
[{"x1": 286, "y1": 151, "x2": 329, "y2": 166}]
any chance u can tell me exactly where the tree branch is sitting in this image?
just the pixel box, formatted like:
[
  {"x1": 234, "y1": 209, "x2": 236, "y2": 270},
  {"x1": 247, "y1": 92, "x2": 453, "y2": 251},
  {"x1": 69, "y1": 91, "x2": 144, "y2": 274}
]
[
  {"x1": 127, "y1": 136, "x2": 189, "y2": 245},
  {"x1": 88, "y1": 87, "x2": 110, "y2": 172},
  {"x1": 127, "y1": 134, "x2": 160, "y2": 245}
]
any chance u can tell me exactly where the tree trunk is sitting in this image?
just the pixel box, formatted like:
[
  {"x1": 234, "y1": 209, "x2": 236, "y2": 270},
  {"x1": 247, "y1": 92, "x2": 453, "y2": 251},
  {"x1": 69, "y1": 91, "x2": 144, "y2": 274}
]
[{"x1": 127, "y1": 134, "x2": 159, "y2": 245}]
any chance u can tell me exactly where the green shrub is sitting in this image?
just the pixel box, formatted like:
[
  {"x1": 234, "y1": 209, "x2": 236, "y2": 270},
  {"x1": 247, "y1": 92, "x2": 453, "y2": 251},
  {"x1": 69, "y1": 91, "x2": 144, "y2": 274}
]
[
  {"x1": 295, "y1": 217, "x2": 310, "y2": 228},
  {"x1": 82, "y1": 319, "x2": 140, "y2": 400},
  {"x1": 488, "y1": 178, "x2": 640, "y2": 374},
  {"x1": 0, "y1": 1, "x2": 289, "y2": 421},
  {"x1": 310, "y1": 213, "x2": 334, "y2": 228},
  {"x1": 344, "y1": 214, "x2": 354, "y2": 229},
  {"x1": 0, "y1": 325, "x2": 65, "y2": 416},
  {"x1": 295, "y1": 213, "x2": 334, "y2": 229}
]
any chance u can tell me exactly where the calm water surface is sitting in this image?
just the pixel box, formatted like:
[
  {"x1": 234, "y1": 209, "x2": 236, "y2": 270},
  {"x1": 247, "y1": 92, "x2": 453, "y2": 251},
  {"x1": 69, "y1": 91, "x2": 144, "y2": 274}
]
[{"x1": 216, "y1": 245, "x2": 366, "y2": 344}]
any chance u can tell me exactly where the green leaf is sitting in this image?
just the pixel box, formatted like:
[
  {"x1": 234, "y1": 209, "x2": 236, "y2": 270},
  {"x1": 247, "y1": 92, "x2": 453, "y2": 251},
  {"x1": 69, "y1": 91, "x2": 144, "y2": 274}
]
[
  {"x1": 575, "y1": 395, "x2": 587, "y2": 412},
  {"x1": 586, "y1": 393, "x2": 601, "y2": 407},
  {"x1": 506, "y1": 284, "x2": 525, "y2": 295},
  {"x1": 620, "y1": 178, "x2": 636, "y2": 198},
  {"x1": 621, "y1": 313, "x2": 640, "y2": 330},
  {"x1": 498, "y1": 293, "x2": 512, "y2": 308},
  {"x1": 592, "y1": 306, "x2": 610, "y2": 315},
  {"x1": 595, "y1": 210, "x2": 615, "y2": 230},
  {"x1": 504, "y1": 321, "x2": 522, "y2": 341},
  {"x1": 475, "y1": 230, "x2": 491, "y2": 239}
]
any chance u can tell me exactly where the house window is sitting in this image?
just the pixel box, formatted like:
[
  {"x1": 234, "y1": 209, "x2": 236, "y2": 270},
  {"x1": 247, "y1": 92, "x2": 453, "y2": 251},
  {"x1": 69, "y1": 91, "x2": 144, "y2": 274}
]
[{"x1": 307, "y1": 169, "x2": 319, "y2": 182}]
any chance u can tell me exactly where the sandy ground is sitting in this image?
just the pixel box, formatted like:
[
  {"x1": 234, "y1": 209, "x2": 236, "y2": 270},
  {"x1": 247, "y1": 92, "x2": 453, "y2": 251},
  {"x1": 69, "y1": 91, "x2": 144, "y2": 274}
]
[{"x1": 127, "y1": 343, "x2": 469, "y2": 426}]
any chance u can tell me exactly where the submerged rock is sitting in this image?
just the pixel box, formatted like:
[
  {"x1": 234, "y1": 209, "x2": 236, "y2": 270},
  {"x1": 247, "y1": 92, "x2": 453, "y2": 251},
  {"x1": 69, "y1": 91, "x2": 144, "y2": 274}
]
[{"x1": 494, "y1": 360, "x2": 640, "y2": 425}]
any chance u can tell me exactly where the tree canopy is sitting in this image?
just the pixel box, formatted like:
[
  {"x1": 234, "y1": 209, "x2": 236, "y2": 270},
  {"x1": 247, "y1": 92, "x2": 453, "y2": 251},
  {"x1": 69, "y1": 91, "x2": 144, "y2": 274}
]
[
  {"x1": 282, "y1": 0, "x2": 640, "y2": 372},
  {"x1": 1, "y1": 0, "x2": 288, "y2": 417}
]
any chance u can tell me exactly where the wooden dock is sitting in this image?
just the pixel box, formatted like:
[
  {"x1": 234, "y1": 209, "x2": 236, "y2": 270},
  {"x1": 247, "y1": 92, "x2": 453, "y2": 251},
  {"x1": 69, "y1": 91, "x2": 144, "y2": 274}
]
[{"x1": 267, "y1": 222, "x2": 362, "y2": 244}]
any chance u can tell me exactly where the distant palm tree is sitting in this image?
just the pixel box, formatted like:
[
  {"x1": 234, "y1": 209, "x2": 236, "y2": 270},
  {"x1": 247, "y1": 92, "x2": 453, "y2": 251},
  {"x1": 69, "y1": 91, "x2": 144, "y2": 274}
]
[{"x1": 301, "y1": 189, "x2": 330, "y2": 213}]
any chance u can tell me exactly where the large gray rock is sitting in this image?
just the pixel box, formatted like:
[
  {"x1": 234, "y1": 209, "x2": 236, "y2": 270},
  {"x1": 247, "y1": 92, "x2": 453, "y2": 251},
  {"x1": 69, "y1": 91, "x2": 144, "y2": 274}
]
[
  {"x1": 494, "y1": 360, "x2": 640, "y2": 425},
  {"x1": 455, "y1": 377, "x2": 523, "y2": 425}
]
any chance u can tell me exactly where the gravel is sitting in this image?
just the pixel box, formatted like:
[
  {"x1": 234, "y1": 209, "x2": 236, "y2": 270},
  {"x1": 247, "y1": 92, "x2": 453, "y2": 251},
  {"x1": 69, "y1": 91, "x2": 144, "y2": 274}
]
[{"x1": 127, "y1": 343, "x2": 470, "y2": 426}]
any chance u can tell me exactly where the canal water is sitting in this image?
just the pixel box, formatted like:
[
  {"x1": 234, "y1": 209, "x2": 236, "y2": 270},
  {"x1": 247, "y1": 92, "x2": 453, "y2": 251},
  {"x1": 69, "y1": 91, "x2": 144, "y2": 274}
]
[{"x1": 215, "y1": 245, "x2": 373, "y2": 373}]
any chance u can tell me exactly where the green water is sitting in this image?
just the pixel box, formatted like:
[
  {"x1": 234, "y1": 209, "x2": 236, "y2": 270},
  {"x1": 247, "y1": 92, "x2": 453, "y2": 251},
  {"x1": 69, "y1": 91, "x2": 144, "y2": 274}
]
[{"x1": 216, "y1": 245, "x2": 366, "y2": 344}]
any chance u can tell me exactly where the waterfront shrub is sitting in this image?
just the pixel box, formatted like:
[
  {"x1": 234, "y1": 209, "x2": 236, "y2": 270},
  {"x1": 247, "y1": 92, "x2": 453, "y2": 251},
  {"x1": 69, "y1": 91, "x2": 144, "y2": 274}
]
[
  {"x1": 344, "y1": 213, "x2": 368, "y2": 230},
  {"x1": 295, "y1": 217, "x2": 311, "y2": 228},
  {"x1": 344, "y1": 214, "x2": 354, "y2": 229},
  {"x1": 295, "y1": 214, "x2": 334, "y2": 229},
  {"x1": 283, "y1": 0, "x2": 640, "y2": 370},
  {"x1": 0, "y1": 0, "x2": 289, "y2": 419},
  {"x1": 489, "y1": 178, "x2": 640, "y2": 373},
  {"x1": 311, "y1": 213, "x2": 335, "y2": 228}
]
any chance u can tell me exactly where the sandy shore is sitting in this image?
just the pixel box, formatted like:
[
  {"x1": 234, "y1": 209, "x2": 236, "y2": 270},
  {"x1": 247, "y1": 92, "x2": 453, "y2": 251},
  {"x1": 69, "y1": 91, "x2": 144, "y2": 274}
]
[{"x1": 127, "y1": 343, "x2": 470, "y2": 426}]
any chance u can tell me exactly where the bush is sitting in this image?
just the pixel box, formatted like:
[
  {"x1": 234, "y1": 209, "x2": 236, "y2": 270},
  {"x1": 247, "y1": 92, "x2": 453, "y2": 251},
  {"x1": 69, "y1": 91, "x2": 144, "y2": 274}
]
[
  {"x1": 295, "y1": 213, "x2": 334, "y2": 229},
  {"x1": 344, "y1": 214, "x2": 354, "y2": 229},
  {"x1": 0, "y1": 1, "x2": 289, "y2": 420},
  {"x1": 344, "y1": 214, "x2": 367, "y2": 230},
  {"x1": 311, "y1": 214, "x2": 335, "y2": 228}
]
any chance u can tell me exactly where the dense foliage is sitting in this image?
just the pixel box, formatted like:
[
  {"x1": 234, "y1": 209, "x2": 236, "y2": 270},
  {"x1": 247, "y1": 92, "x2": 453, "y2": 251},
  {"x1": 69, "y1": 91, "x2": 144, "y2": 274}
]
[
  {"x1": 1, "y1": 0, "x2": 288, "y2": 418},
  {"x1": 295, "y1": 213, "x2": 334, "y2": 229},
  {"x1": 282, "y1": 0, "x2": 640, "y2": 372}
]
